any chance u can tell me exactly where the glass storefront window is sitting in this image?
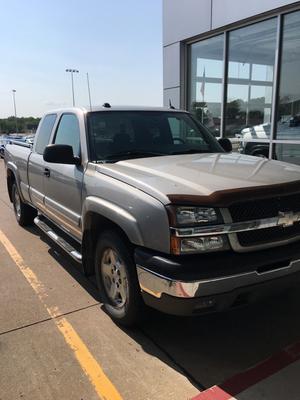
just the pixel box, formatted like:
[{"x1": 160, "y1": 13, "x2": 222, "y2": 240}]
[
  {"x1": 275, "y1": 143, "x2": 300, "y2": 166},
  {"x1": 276, "y1": 11, "x2": 300, "y2": 140},
  {"x1": 189, "y1": 35, "x2": 224, "y2": 136},
  {"x1": 187, "y1": 9, "x2": 300, "y2": 165},
  {"x1": 225, "y1": 19, "x2": 277, "y2": 139}
]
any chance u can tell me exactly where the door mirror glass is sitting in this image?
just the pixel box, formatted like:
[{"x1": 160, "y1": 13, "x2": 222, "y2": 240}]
[
  {"x1": 43, "y1": 144, "x2": 80, "y2": 164},
  {"x1": 218, "y1": 138, "x2": 232, "y2": 152}
]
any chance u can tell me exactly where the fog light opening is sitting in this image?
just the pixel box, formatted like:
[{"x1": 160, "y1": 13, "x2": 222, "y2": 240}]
[{"x1": 194, "y1": 298, "x2": 216, "y2": 312}]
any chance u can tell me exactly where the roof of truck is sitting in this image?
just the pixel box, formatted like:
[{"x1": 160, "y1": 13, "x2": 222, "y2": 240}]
[
  {"x1": 45, "y1": 105, "x2": 188, "y2": 115},
  {"x1": 86, "y1": 105, "x2": 187, "y2": 112}
]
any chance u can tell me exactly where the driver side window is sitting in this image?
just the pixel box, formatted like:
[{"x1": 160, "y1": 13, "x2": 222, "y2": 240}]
[{"x1": 54, "y1": 114, "x2": 81, "y2": 156}]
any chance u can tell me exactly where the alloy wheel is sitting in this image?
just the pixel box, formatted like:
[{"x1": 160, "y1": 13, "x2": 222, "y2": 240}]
[{"x1": 100, "y1": 248, "x2": 128, "y2": 308}]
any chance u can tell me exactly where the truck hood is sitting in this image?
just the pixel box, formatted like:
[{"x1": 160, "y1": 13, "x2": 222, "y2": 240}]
[{"x1": 97, "y1": 153, "x2": 300, "y2": 205}]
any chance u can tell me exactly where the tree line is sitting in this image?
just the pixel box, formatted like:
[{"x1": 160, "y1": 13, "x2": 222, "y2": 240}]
[{"x1": 0, "y1": 116, "x2": 40, "y2": 134}]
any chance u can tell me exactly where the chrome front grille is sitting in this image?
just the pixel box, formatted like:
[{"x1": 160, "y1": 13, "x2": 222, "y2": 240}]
[
  {"x1": 228, "y1": 193, "x2": 300, "y2": 248},
  {"x1": 237, "y1": 223, "x2": 300, "y2": 246},
  {"x1": 229, "y1": 193, "x2": 300, "y2": 222}
]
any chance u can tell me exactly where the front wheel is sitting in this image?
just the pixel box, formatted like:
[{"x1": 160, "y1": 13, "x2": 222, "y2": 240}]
[
  {"x1": 12, "y1": 183, "x2": 36, "y2": 226},
  {"x1": 95, "y1": 230, "x2": 145, "y2": 327}
]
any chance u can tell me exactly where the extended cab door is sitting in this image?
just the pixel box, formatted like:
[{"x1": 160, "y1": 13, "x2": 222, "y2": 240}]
[
  {"x1": 43, "y1": 113, "x2": 83, "y2": 240},
  {"x1": 28, "y1": 114, "x2": 57, "y2": 211}
]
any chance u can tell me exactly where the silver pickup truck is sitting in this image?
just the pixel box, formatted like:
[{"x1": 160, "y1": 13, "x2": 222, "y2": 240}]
[{"x1": 5, "y1": 105, "x2": 300, "y2": 326}]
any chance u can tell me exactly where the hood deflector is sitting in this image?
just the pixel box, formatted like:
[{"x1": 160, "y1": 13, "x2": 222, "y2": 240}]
[{"x1": 167, "y1": 180, "x2": 300, "y2": 207}]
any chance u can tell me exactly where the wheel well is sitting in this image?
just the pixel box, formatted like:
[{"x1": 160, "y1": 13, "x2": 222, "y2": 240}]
[
  {"x1": 82, "y1": 212, "x2": 132, "y2": 276},
  {"x1": 6, "y1": 169, "x2": 15, "y2": 202}
]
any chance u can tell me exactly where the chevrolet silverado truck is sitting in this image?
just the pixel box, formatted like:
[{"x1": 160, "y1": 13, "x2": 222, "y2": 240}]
[{"x1": 4, "y1": 105, "x2": 300, "y2": 326}]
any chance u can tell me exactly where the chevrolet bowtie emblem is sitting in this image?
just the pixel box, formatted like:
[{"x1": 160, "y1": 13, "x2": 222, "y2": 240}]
[{"x1": 278, "y1": 211, "x2": 300, "y2": 228}]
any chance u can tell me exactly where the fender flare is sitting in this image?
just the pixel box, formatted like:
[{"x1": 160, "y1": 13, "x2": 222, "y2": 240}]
[
  {"x1": 6, "y1": 161, "x2": 25, "y2": 202},
  {"x1": 82, "y1": 196, "x2": 144, "y2": 247}
]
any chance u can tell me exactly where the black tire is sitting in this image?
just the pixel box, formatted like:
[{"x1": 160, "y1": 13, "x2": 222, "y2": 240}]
[
  {"x1": 95, "y1": 230, "x2": 145, "y2": 327},
  {"x1": 12, "y1": 183, "x2": 37, "y2": 226}
]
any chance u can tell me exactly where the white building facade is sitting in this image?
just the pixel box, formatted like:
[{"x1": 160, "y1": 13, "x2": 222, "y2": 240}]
[{"x1": 163, "y1": 0, "x2": 300, "y2": 164}]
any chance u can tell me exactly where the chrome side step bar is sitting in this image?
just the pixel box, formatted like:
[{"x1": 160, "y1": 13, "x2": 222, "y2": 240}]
[{"x1": 34, "y1": 216, "x2": 82, "y2": 263}]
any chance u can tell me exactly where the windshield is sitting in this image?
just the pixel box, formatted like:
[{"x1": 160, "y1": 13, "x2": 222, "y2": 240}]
[{"x1": 87, "y1": 111, "x2": 224, "y2": 162}]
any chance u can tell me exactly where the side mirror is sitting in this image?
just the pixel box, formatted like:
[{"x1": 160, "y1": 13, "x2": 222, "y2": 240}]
[
  {"x1": 43, "y1": 144, "x2": 80, "y2": 165},
  {"x1": 218, "y1": 138, "x2": 232, "y2": 153}
]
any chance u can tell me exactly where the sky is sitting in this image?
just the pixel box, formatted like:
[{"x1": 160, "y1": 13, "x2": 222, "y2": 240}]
[{"x1": 0, "y1": 0, "x2": 162, "y2": 118}]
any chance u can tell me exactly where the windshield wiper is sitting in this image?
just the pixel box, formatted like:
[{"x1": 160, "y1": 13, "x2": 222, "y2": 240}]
[{"x1": 105, "y1": 150, "x2": 166, "y2": 160}]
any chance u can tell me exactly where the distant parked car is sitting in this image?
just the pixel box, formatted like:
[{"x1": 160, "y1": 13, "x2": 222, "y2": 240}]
[
  {"x1": 0, "y1": 134, "x2": 34, "y2": 159},
  {"x1": 8, "y1": 134, "x2": 24, "y2": 140},
  {"x1": 0, "y1": 135, "x2": 9, "y2": 159},
  {"x1": 23, "y1": 135, "x2": 35, "y2": 145}
]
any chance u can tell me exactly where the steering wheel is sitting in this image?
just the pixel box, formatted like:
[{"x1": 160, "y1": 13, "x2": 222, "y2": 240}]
[{"x1": 173, "y1": 137, "x2": 185, "y2": 144}]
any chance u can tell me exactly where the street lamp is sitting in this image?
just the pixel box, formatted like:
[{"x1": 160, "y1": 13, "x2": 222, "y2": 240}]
[
  {"x1": 12, "y1": 89, "x2": 18, "y2": 133},
  {"x1": 65, "y1": 69, "x2": 79, "y2": 106}
]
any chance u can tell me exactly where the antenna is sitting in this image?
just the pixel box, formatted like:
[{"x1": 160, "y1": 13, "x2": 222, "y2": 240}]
[
  {"x1": 86, "y1": 72, "x2": 92, "y2": 111},
  {"x1": 102, "y1": 103, "x2": 111, "y2": 108},
  {"x1": 169, "y1": 99, "x2": 175, "y2": 109}
]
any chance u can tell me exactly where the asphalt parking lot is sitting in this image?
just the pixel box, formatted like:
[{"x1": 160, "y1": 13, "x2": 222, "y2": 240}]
[{"x1": 1, "y1": 157, "x2": 300, "y2": 400}]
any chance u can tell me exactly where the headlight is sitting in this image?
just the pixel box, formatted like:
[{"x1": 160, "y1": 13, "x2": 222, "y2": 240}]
[
  {"x1": 167, "y1": 205, "x2": 229, "y2": 254},
  {"x1": 167, "y1": 205, "x2": 221, "y2": 227},
  {"x1": 171, "y1": 235, "x2": 229, "y2": 254},
  {"x1": 176, "y1": 206, "x2": 218, "y2": 225}
]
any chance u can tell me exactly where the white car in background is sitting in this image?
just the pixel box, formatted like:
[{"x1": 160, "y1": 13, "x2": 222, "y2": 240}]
[{"x1": 240, "y1": 118, "x2": 300, "y2": 158}]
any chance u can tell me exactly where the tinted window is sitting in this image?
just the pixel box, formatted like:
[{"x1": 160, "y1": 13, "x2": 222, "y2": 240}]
[
  {"x1": 54, "y1": 114, "x2": 80, "y2": 156},
  {"x1": 87, "y1": 111, "x2": 223, "y2": 161},
  {"x1": 35, "y1": 114, "x2": 57, "y2": 155}
]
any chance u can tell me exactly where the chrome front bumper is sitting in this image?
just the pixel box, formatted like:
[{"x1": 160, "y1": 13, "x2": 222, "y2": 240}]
[{"x1": 137, "y1": 258, "x2": 300, "y2": 299}]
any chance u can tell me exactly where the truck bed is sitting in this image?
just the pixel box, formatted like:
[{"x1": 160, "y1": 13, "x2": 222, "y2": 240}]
[{"x1": 5, "y1": 143, "x2": 32, "y2": 201}]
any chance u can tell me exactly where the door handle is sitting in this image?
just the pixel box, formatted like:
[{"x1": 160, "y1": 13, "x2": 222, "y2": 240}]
[{"x1": 44, "y1": 168, "x2": 50, "y2": 177}]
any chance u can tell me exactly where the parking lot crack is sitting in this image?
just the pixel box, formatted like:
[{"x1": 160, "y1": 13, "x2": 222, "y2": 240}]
[{"x1": 0, "y1": 302, "x2": 100, "y2": 337}]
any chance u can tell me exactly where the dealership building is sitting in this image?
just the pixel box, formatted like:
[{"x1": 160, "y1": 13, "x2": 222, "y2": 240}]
[{"x1": 163, "y1": 0, "x2": 300, "y2": 164}]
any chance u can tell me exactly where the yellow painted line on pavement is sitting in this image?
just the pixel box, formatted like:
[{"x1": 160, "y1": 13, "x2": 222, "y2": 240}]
[{"x1": 0, "y1": 229, "x2": 122, "y2": 400}]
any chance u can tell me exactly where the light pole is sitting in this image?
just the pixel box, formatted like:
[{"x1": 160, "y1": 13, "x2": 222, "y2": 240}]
[
  {"x1": 12, "y1": 89, "x2": 18, "y2": 133},
  {"x1": 86, "y1": 72, "x2": 92, "y2": 111},
  {"x1": 65, "y1": 69, "x2": 79, "y2": 106}
]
